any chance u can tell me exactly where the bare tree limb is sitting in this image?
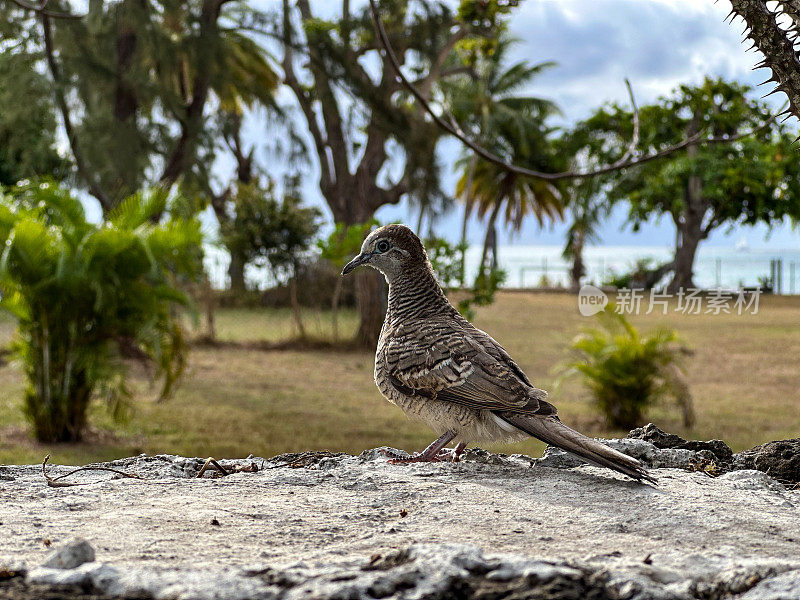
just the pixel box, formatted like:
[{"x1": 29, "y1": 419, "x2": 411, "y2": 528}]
[
  {"x1": 40, "y1": 13, "x2": 113, "y2": 210},
  {"x1": 281, "y1": 0, "x2": 334, "y2": 195},
  {"x1": 159, "y1": 0, "x2": 226, "y2": 186},
  {"x1": 368, "y1": 0, "x2": 783, "y2": 181},
  {"x1": 609, "y1": 78, "x2": 640, "y2": 168},
  {"x1": 415, "y1": 26, "x2": 468, "y2": 98},
  {"x1": 296, "y1": 0, "x2": 350, "y2": 181},
  {"x1": 9, "y1": 0, "x2": 83, "y2": 19}
]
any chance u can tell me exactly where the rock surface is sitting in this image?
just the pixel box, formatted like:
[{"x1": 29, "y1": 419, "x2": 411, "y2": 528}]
[
  {"x1": 2, "y1": 433, "x2": 799, "y2": 599},
  {"x1": 732, "y1": 438, "x2": 800, "y2": 485},
  {"x1": 40, "y1": 538, "x2": 96, "y2": 570}
]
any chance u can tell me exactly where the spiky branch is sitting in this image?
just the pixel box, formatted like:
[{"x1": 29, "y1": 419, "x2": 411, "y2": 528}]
[{"x1": 728, "y1": 0, "x2": 800, "y2": 122}]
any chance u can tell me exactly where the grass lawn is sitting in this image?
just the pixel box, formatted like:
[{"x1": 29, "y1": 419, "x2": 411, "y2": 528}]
[{"x1": 1, "y1": 292, "x2": 799, "y2": 465}]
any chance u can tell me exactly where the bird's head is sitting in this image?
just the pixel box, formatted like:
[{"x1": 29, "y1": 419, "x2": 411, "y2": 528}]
[{"x1": 341, "y1": 224, "x2": 428, "y2": 282}]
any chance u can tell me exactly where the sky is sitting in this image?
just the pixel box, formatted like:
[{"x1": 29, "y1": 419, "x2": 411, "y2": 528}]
[{"x1": 224, "y1": 0, "x2": 800, "y2": 250}]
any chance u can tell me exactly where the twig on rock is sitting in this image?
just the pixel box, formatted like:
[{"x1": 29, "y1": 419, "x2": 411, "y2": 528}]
[
  {"x1": 41, "y1": 454, "x2": 143, "y2": 488},
  {"x1": 196, "y1": 457, "x2": 260, "y2": 478},
  {"x1": 263, "y1": 451, "x2": 342, "y2": 470},
  {"x1": 197, "y1": 457, "x2": 229, "y2": 478}
]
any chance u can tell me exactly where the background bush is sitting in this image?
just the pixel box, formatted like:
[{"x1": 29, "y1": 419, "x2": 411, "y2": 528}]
[
  {"x1": 0, "y1": 184, "x2": 202, "y2": 442},
  {"x1": 560, "y1": 307, "x2": 694, "y2": 430}
]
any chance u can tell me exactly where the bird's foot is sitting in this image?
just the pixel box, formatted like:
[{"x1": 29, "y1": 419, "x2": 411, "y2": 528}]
[
  {"x1": 435, "y1": 442, "x2": 468, "y2": 463},
  {"x1": 434, "y1": 448, "x2": 459, "y2": 462}
]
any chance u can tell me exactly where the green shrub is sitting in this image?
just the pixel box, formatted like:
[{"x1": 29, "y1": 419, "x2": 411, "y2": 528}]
[
  {"x1": 424, "y1": 235, "x2": 469, "y2": 292},
  {"x1": 457, "y1": 266, "x2": 507, "y2": 321},
  {"x1": 559, "y1": 307, "x2": 694, "y2": 430},
  {"x1": 0, "y1": 183, "x2": 202, "y2": 442}
]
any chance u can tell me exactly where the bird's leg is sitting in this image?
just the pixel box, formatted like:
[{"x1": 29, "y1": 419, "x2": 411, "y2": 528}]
[
  {"x1": 453, "y1": 441, "x2": 467, "y2": 460},
  {"x1": 384, "y1": 431, "x2": 456, "y2": 464},
  {"x1": 435, "y1": 441, "x2": 467, "y2": 462}
]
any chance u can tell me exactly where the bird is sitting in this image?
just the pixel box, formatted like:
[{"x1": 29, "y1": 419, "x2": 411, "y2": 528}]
[{"x1": 342, "y1": 224, "x2": 655, "y2": 484}]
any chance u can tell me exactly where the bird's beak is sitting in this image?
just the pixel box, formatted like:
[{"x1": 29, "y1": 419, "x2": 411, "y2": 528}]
[{"x1": 341, "y1": 252, "x2": 371, "y2": 276}]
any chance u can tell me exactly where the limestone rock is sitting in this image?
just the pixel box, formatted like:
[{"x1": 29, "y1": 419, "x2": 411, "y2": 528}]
[
  {"x1": 627, "y1": 423, "x2": 734, "y2": 461},
  {"x1": 732, "y1": 438, "x2": 800, "y2": 485},
  {"x1": 2, "y1": 436, "x2": 799, "y2": 599},
  {"x1": 40, "y1": 538, "x2": 95, "y2": 570}
]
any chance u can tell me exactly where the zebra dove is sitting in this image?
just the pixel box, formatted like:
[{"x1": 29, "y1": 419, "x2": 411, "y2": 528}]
[{"x1": 342, "y1": 224, "x2": 654, "y2": 483}]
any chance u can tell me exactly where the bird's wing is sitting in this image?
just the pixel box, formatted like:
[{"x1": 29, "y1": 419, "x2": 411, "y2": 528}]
[{"x1": 383, "y1": 315, "x2": 556, "y2": 416}]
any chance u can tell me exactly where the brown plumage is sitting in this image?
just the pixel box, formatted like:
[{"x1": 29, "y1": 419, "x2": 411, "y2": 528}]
[{"x1": 342, "y1": 224, "x2": 655, "y2": 484}]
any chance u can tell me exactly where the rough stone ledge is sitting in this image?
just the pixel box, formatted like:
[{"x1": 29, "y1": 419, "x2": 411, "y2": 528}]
[
  {"x1": 2, "y1": 426, "x2": 799, "y2": 599},
  {"x1": 4, "y1": 543, "x2": 800, "y2": 600}
]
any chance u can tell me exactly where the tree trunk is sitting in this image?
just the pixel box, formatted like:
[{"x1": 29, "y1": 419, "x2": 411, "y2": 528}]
[
  {"x1": 330, "y1": 275, "x2": 342, "y2": 341},
  {"x1": 459, "y1": 207, "x2": 469, "y2": 286},
  {"x1": 331, "y1": 193, "x2": 389, "y2": 349},
  {"x1": 668, "y1": 215, "x2": 703, "y2": 294},
  {"x1": 289, "y1": 275, "x2": 306, "y2": 339},
  {"x1": 570, "y1": 228, "x2": 586, "y2": 292},
  {"x1": 490, "y1": 227, "x2": 499, "y2": 270},
  {"x1": 203, "y1": 275, "x2": 216, "y2": 341},
  {"x1": 228, "y1": 250, "x2": 246, "y2": 293},
  {"x1": 479, "y1": 202, "x2": 502, "y2": 280},
  {"x1": 667, "y1": 119, "x2": 706, "y2": 294},
  {"x1": 415, "y1": 205, "x2": 424, "y2": 234},
  {"x1": 458, "y1": 156, "x2": 477, "y2": 286},
  {"x1": 355, "y1": 270, "x2": 385, "y2": 348}
]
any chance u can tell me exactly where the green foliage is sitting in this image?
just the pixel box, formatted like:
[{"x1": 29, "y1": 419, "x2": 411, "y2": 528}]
[
  {"x1": 0, "y1": 50, "x2": 66, "y2": 185},
  {"x1": 448, "y1": 33, "x2": 564, "y2": 270},
  {"x1": 219, "y1": 180, "x2": 322, "y2": 281},
  {"x1": 456, "y1": 0, "x2": 519, "y2": 29},
  {"x1": 423, "y1": 236, "x2": 469, "y2": 291},
  {"x1": 0, "y1": 183, "x2": 203, "y2": 442},
  {"x1": 457, "y1": 267, "x2": 507, "y2": 320},
  {"x1": 12, "y1": 1, "x2": 280, "y2": 207},
  {"x1": 555, "y1": 107, "x2": 624, "y2": 280},
  {"x1": 600, "y1": 258, "x2": 654, "y2": 289},
  {"x1": 318, "y1": 220, "x2": 380, "y2": 269},
  {"x1": 559, "y1": 308, "x2": 693, "y2": 430},
  {"x1": 602, "y1": 271, "x2": 632, "y2": 290},
  {"x1": 597, "y1": 78, "x2": 800, "y2": 233}
]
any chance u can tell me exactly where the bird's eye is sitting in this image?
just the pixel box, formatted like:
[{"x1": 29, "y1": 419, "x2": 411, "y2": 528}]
[{"x1": 375, "y1": 240, "x2": 391, "y2": 253}]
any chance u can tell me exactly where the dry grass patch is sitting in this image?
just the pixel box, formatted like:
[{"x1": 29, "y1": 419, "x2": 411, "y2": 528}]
[{"x1": 1, "y1": 292, "x2": 798, "y2": 464}]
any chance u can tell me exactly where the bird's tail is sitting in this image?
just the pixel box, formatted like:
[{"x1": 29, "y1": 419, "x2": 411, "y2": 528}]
[{"x1": 500, "y1": 413, "x2": 656, "y2": 484}]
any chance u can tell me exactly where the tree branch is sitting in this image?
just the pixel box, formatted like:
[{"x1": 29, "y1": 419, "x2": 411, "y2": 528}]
[
  {"x1": 159, "y1": 0, "x2": 224, "y2": 186},
  {"x1": 281, "y1": 0, "x2": 334, "y2": 194},
  {"x1": 728, "y1": 0, "x2": 800, "y2": 122},
  {"x1": 368, "y1": 0, "x2": 782, "y2": 181},
  {"x1": 609, "y1": 78, "x2": 640, "y2": 168},
  {"x1": 9, "y1": 0, "x2": 83, "y2": 19},
  {"x1": 295, "y1": 0, "x2": 350, "y2": 180},
  {"x1": 415, "y1": 26, "x2": 467, "y2": 99},
  {"x1": 40, "y1": 13, "x2": 113, "y2": 210}
]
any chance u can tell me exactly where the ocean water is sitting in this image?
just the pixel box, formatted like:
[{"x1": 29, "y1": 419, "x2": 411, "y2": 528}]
[{"x1": 204, "y1": 244, "x2": 800, "y2": 294}]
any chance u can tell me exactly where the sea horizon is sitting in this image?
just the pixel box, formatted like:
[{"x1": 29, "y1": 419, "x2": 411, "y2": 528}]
[{"x1": 205, "y1": 242, "x2": 800, "y2": 294}]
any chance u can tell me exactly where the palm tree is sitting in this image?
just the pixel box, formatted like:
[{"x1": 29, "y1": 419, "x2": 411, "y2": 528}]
[
  {"x1": 46, "y1": 1, "x2": 280, "y2": 209},
  {"x1": 456, "y1": 131, "x2": 563, "y2": 278},
  {"x1": 563, "y1": 194, "x2": 607, "y2": 291},
  {"x1": 444, "y1": 34, "x2": 562, "y2": 281},
  {"x1": 0, "y1": 184, "x2": 202, "y2": 442}
]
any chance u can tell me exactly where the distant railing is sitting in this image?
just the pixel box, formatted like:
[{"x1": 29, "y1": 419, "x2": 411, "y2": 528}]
[
  {"x1": 511, "y1": 256, "x2": 798, "y2": 294},
  {"x1": 204, "y1": 246, "x2": 799, "y2": 295}
]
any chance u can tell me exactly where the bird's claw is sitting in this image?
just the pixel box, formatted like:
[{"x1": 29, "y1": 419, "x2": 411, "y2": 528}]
[{"x1": 435, "y1": 448, "x2": 461, "y2": 462}]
